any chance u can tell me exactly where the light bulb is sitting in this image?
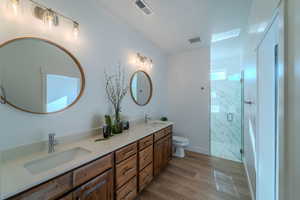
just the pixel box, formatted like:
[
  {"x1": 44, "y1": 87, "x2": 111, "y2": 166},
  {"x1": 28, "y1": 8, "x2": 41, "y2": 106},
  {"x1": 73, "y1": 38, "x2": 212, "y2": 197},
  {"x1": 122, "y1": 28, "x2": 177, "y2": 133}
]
[
  {"x1": 149, "y1": 60, "x2": 153, "y2": 69},
  {"x1": 10, "y1": 0, "x2": 20, "y2": 16},
  {"x1": 73, "y1": 22, "x2": 79, "y2": 39},
  {"x1": 44, "y1": 9, "x2": 54, "y2": 29}
]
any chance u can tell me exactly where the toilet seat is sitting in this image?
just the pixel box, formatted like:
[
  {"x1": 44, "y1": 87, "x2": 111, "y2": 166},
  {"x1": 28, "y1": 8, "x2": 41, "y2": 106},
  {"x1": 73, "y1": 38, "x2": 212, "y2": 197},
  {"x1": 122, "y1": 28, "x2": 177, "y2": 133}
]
[{"x1": 173, "y1": 136, "x2": 189, "y2": 146}]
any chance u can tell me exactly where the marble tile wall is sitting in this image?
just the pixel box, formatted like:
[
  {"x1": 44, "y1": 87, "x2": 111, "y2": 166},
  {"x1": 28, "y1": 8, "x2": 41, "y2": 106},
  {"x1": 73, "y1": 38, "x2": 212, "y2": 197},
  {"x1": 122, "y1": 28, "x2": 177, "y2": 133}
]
[{"x1": 211, "y1": 77, "x2": 242, "y2": 162}]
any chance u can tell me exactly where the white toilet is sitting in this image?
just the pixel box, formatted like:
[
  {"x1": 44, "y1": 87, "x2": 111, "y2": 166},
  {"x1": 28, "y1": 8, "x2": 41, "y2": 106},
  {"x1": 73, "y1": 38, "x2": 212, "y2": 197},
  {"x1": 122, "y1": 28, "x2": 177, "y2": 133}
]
[{"x1": 172, "y1": 136, "x2": 189, "y2": 158}]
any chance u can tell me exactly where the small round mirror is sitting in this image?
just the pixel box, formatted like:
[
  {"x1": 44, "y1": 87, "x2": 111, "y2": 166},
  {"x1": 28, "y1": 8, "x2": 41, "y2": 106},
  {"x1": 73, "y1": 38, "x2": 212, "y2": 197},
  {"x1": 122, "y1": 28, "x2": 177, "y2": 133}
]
[
  {"x1": 0, "y1": 37, "x2": 85, "y2": 114},
  {"x1": 130, "y1": 70, "x2": 153, "y2": 106}
]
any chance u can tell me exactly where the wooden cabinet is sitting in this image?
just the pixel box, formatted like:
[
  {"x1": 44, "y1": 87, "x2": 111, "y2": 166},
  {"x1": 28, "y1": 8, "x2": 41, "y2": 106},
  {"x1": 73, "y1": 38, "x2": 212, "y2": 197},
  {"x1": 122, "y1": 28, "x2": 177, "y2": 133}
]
[
  {"x1": 73, "y1": 169, "x2": 113, "y2": 200},
  {"x1": 154, "y1": 129, "x2": 167, "y2": 142},
  {"x1": 138, "y1": 135, "x2": 153, "y2": 151},
  {"x1": 154, "y1": 128, "x2": 172, "y2": 177},
  {"x1": 154, "y1": 137, "x2": 164, "y2": 177},
  {"x1": 116, "y1": 177, "x2": 137, "y2": 200},
  {"x1": 138, "y1": 145, "x2": 153, "y2": 171},
  {"x1": 115, "y1": 154, "x2": 137, "y2": 189},
  {"x1": 73, "y1": 154, "x2": 113, "y2": 187},
  {"x1": 139, "y1": 164, "x2": 153, "y2": 192},
  {"x1": 137, "y1": 136, "x2": 154, "y2": 192},
  {"x1": 9, "y1": 126, "x2": 172, "y2": 200},
  {"x1": 115, "y1": 142, "x2": 137, "y2": 164},
  {"x1": 9, "y1": 172, "x2": 73, "y2": 200}
]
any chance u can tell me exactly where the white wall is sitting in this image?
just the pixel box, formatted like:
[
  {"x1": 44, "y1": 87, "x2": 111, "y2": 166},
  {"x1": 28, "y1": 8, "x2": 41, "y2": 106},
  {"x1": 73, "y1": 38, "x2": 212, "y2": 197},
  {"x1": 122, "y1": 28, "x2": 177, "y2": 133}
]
[
  {"x1": 286, "y1": 0, "x2": 300, "y2": 199},
  {"x1": 0, "y1": 0, "x2": 168, "y2": 151},
  {"x1": 166, "y1": 48, "x2": 210, "y2": 154}
]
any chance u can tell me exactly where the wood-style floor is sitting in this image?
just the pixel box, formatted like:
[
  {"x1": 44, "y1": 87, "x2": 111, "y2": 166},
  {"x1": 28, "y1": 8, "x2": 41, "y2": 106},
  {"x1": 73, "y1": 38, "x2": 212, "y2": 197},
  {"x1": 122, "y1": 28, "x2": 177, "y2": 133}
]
[{"x1": 138, "y1": 151, "x2": 252, "y2": 200}]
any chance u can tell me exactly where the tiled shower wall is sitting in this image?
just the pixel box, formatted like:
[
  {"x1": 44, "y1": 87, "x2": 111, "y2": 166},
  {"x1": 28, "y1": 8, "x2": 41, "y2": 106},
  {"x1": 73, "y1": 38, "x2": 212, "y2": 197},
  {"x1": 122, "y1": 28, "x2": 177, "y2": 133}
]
[{"x1": 211, "y1": 77, "x2": 242, "y2": 162}]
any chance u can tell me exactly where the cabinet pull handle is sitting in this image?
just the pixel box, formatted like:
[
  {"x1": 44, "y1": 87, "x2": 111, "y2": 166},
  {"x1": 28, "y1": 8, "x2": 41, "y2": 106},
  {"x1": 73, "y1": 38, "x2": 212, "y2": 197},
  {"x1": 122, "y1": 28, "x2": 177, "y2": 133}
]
[
  {"x1": 81, "y1": 180, "x2": 106, "y2": 198},
  {"x1": 123, "y1": 148, "x2": 134, "y2": 155},
  {"x1": 123, "y1": 167, "x2": 133, "y2": 175}
]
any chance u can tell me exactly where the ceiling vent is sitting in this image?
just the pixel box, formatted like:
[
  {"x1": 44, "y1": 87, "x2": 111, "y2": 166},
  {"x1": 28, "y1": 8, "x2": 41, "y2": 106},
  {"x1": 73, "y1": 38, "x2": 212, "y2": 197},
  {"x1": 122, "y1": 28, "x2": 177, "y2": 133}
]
[
  {"x1": 135, "y1": 0, "x2": 153, "y2": 15},
  {"x1": 189, "y1": 37, "x2": 201, "y2": 44}
]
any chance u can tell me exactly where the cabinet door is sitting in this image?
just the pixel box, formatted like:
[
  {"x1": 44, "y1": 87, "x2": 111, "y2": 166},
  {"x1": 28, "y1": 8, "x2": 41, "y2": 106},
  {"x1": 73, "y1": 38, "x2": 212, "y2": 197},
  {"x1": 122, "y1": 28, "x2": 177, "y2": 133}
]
[
  {"x1": 165, "y1": 135, "x2": 172, "y2": 163},
  {"x1": 154, "y1": 138, "x2": 164, "y2": 176},
  {"x1": 73, "y1": 169, "x2": 113, "y2": 200},
  {"x1": 162, "y1": 136, "x2": 170, "y2": 169}
]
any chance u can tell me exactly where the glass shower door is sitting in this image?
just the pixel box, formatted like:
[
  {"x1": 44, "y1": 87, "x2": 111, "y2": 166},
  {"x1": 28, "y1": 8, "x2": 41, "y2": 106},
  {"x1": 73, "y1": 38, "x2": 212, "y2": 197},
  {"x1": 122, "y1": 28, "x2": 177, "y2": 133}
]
[{"x1": 210, "y1": 72, "x2": 243, "y2": 162}]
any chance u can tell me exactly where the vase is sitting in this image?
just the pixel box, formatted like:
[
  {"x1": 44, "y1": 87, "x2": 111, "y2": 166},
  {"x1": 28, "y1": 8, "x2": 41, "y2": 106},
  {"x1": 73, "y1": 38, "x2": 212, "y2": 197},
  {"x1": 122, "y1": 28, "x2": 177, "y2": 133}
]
[
  {"x1": 112, "y1": 120, "x2": 123, "y2": 134},
  {"x1": 112, "y1": 108, "x2": 123, "y2": 134}
]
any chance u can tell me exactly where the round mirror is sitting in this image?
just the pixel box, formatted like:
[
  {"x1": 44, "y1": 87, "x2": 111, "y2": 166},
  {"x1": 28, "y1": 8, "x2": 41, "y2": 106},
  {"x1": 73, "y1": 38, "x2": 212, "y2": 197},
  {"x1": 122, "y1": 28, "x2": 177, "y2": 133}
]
[
  {"x1": 130, "y1": 70, "x2": 153, "y2": 106},
  {"x1": 0, "y1": 37, "x2": 85, "y2": 114}
]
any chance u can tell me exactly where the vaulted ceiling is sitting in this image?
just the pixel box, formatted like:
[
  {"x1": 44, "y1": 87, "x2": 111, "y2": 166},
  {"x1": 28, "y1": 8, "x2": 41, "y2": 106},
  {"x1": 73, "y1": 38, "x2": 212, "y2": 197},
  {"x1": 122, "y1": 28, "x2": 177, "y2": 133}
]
[{"x1": 98, "y1": 0, "x2": 252, "y2": 55}]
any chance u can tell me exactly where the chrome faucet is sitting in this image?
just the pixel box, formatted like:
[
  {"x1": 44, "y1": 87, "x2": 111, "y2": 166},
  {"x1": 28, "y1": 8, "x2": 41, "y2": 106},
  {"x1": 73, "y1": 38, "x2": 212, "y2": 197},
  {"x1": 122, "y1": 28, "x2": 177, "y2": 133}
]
[
  {"x1": 48, "y1": 133, "x2": 58, "y2": 153},
  {"x1": 145, "y1": 113, "x2": 151, "y2": 123}
]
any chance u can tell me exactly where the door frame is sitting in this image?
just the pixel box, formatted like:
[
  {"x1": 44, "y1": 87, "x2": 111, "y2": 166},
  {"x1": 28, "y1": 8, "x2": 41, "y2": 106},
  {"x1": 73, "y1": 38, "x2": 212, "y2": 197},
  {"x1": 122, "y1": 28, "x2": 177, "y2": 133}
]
[{"x1": 255, "y1": 1, "x2": 285, "y2": 200}]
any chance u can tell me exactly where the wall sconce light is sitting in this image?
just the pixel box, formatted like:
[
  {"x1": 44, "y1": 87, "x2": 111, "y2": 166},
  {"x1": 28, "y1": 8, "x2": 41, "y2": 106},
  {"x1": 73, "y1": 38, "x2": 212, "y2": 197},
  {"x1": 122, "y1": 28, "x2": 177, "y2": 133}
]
[
  {"x1": 136, "y1": 53, "x2": 153, "y2": 70},
  {"x1": 9, "y1": 0, "x2": 20, "y2": 16}
]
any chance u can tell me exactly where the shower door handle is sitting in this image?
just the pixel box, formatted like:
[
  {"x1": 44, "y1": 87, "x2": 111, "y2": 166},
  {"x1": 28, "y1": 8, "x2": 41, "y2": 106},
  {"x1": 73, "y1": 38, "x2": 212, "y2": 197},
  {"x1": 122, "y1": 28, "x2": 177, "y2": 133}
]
[
  {"x1": 227, "y1": 113, "x2": 234, "y2": 122},
  {"x1": 244, "y1": 100, "x2": 253, "y2": 105}
]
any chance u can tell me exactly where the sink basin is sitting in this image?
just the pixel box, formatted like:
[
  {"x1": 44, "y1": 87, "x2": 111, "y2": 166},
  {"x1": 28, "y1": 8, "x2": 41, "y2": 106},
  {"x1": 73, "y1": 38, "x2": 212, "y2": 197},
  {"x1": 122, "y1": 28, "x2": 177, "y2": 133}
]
[
  {"x1": 24, "y1": 147, "x2": 91, "y2": 174},
  {"x1": 147, "y1": 121, "x2": 167, "y2": 127}
]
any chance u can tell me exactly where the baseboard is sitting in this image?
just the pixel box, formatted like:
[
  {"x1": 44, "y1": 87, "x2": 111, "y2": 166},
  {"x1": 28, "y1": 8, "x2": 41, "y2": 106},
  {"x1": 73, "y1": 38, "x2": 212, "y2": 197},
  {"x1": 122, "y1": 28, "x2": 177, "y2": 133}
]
[
  {"x1": 244, "y1": 159, "x2": 255, "y2": 200},
  {"x1": 186, "y1": 145, "x2": 209, "y2": 155}
]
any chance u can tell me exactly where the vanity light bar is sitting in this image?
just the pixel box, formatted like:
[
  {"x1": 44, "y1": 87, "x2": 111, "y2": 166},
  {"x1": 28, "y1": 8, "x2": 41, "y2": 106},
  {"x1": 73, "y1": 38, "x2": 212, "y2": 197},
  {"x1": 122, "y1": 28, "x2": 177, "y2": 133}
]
[
  {"x1": 9, "y1": 0, "x2": 80, "y2": 37},
  {"x1": 136, "y1": 53, "x2": 153, "y2": 69},
  {"x1": 10, "y1": 0, "x2": 20, "y2": 16}
]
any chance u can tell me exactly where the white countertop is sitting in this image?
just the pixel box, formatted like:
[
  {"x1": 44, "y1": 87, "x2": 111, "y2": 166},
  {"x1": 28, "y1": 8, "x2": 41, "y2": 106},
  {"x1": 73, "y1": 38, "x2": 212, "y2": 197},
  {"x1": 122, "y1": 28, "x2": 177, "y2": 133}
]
[{"x1": 0, "y1": 121, "x2": 173, "y2": 199}]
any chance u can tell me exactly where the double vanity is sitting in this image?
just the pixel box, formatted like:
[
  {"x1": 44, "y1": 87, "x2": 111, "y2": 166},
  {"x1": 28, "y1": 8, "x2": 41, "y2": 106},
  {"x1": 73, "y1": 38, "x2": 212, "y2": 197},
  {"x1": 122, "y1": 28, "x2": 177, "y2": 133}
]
[
  {"x1": 1, "y1": 121, "x2": 173, "y2": 200},
  {"x1": 0, "y1": 37, "x2": 167, "y2": 200}
]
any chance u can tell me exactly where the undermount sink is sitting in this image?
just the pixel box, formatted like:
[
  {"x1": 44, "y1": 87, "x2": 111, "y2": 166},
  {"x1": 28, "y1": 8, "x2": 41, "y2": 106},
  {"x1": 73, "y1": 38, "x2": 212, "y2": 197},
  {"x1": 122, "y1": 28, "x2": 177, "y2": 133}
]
[
  {"x1": 147, "y1": 121, "x2": 167, "y2": 126},
  {"x1": 24, "y1": 147, "x2": 91, "y2": 174}
]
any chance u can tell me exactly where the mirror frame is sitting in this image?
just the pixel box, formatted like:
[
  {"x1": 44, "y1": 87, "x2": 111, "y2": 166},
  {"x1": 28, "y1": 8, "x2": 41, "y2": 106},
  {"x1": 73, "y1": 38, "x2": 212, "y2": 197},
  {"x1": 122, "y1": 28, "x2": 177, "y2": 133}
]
[
  {"x1": 0, "y1": 37, "x2": 85, "y2": 114},
  {"x1": 130, "y1": 70, "x2": 153, "y2": 106}
]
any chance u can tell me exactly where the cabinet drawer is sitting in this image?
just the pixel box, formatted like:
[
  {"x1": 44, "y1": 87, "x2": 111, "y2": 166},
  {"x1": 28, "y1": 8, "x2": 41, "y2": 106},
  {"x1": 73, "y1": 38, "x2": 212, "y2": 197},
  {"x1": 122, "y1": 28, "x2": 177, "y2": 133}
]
[
  {"x1": 165, "y1": 126, "x2": 172, "y2": 134},
  {"x1": 138, "y1": 135, "x2": 153, "y2": 150},
  {"x1": 10, "y1": 172, "x2": 72, "y2": 200},
  {"x1": 116, "y1": 177, "x2": 137, "y2": 200},
  {"x1": 154, "y1": 130, "x2": 167, "y2": 142},
  {"x1": 73, "y1": 153, "x2": 113, "y2": 187},
  {"x1": 73, "y1": 169, "x2": 113, "y2": 200},
  {"x1": 115, "y1": 142, "x2": 137, "y2": 164},
  {"x1": 116, "y1": 154, "x2": 137, "y2": 188},
  {"x1": 139, "y1": 164, "x2": 153, "y2": 192},
  {"x1": 139, "y1": 145, "x2": 153, "y2": 171}
]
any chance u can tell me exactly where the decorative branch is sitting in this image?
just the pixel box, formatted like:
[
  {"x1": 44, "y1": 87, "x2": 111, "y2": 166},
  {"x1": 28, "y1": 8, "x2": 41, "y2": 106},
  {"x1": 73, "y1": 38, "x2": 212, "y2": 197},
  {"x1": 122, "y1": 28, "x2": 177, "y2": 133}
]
[{"x1": 105, "y1": 64, "x2": 128, "y2": 121}]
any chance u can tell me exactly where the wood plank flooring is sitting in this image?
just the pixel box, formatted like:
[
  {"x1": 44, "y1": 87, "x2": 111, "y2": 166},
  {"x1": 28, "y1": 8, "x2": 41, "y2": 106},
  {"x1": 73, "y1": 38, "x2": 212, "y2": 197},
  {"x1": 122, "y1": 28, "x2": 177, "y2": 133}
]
[{"x1": 137, "y1": 151, "x2": 252, "y2": 200}]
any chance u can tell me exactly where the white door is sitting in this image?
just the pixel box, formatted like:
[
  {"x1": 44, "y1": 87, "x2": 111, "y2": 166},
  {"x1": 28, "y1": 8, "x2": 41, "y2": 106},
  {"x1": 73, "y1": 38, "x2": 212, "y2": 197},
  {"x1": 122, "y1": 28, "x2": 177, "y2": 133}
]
[{"x1": 257, "y1": 15, "x2": 279, "y2": 200}]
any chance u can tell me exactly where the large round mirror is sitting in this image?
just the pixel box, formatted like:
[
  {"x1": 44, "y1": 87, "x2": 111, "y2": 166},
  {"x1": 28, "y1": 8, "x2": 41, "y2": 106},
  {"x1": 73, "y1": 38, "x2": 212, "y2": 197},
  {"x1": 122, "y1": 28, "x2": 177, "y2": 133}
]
[
  {"x1": 0, "y1": 37, "x2": 85, "y2": 114},
  {"x1": 130, "y1": 70, "x2": 153, "y2": 106}
]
